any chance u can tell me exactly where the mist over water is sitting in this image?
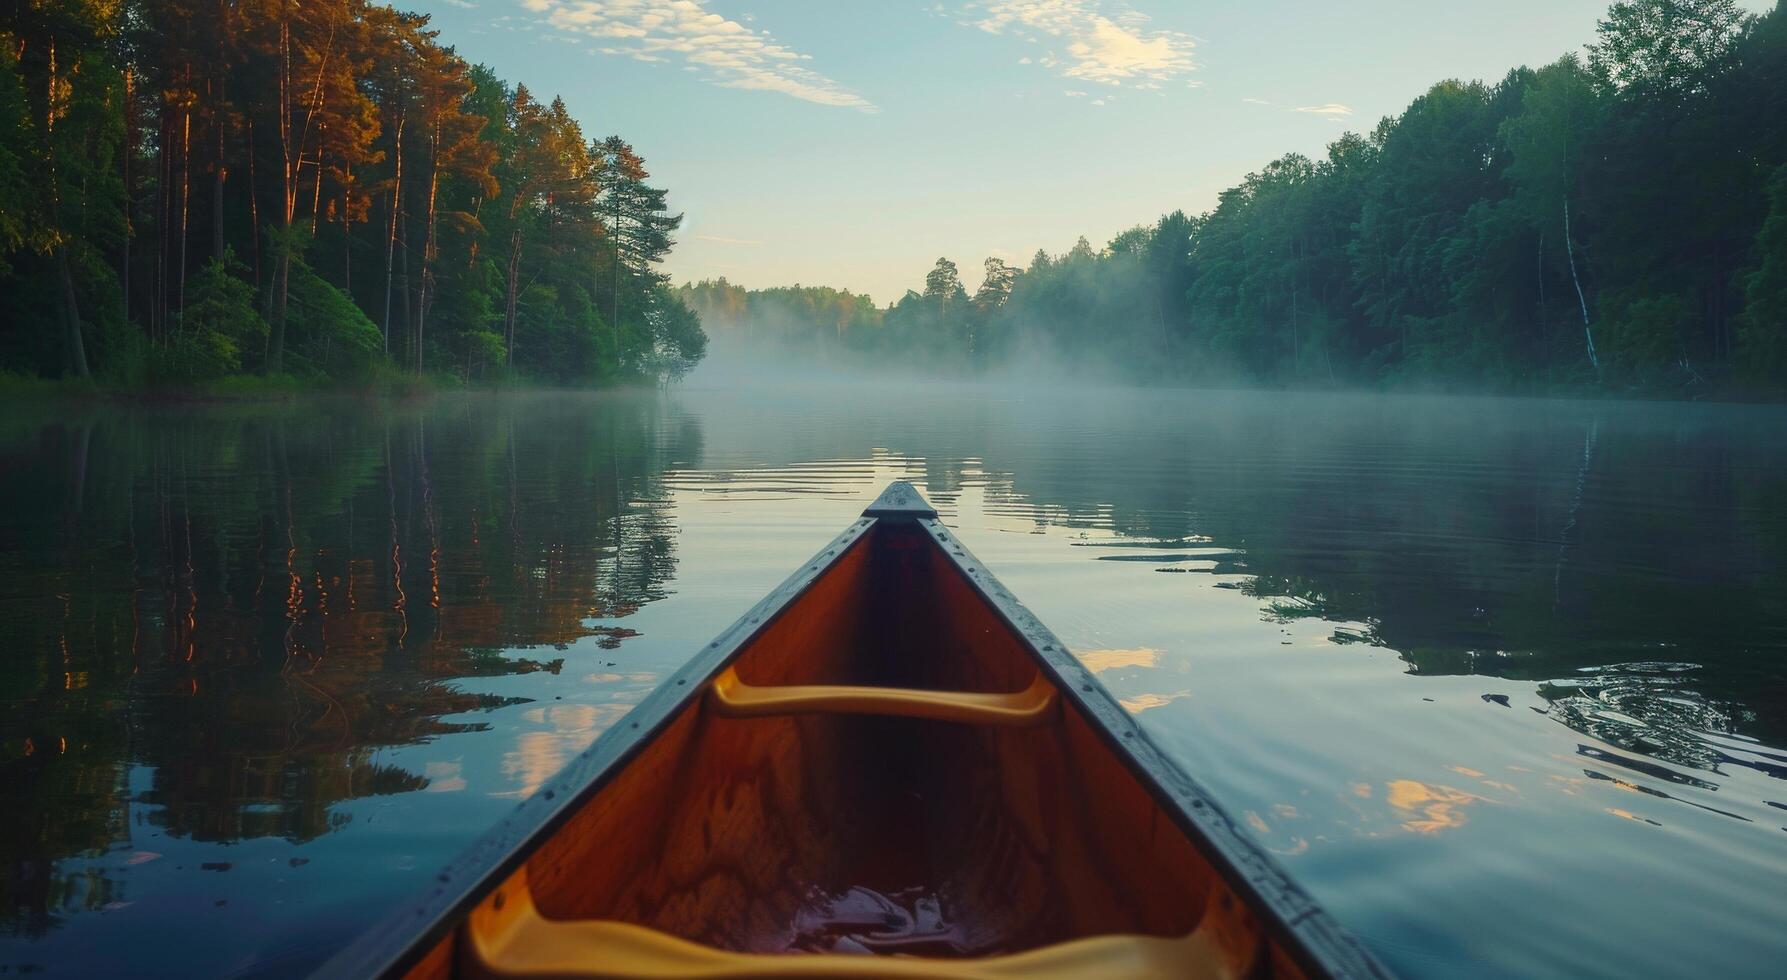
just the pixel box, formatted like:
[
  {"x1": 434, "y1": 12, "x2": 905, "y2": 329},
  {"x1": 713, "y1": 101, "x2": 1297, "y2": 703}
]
[
  {"x1": 685, "y1": 314, "x2": 1146, "y2": 393},
  {"x1": 4, "y1": 383, "x2": 1787, "y2": 976}
]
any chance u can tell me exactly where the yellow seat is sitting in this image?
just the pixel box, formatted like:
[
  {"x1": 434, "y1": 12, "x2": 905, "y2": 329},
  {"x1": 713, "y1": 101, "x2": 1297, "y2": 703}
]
[{"x1": 462, "y1": 865, "x2": 1250, "y2": 980}]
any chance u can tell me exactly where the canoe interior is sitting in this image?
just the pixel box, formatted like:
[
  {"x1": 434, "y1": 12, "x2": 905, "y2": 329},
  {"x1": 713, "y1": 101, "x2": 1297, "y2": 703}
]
[{"x1": 407, "y1": 518, "x2": 1311, "y2": 977}]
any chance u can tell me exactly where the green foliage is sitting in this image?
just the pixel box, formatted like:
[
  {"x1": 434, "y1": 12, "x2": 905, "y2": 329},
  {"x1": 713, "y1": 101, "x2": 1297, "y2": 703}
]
[
  {"x1": 1601, "y1": 291, "x2": 1694, "y2": 384},
  {"x1": 0, "y1": 43, "x2": 29, "y2": 267},
  {"x1": 678, "y1": 278, "x2": 876, "y2": 363},
  {"x1": 643, "y1": 286, "x2": 706, "y2": 382},
  {"x1": 1587, "y1": 0, "x2": 1749, "y2": 97},
  {"x1": 1501, "y1": 57, "x2": 1598, "y2": 235},
  {"x1": 513, "y1": 283, "x2": 569, "y2": 376},
  {"x1": 1739, "y1": 165, "x2": 1787, "y2": 383},
  {"x1": 463, "y1": 328, "x2": 508, "y2": 380},
  {"x1": 432, "y1": 260, "x2": 504, "y2": 380},
  {"x1": 0, "y1": 0, "x2": 703, "y2": 393},
  {"x1": 160, "y1": 250, "x2": 266, "y2": 382},
  {"x1": 763, "y1": 0, "x2": 1782, "y2": 397},
  {"x1": 264, "y1": 222, "x2": 312, "y2": 270},
  {"x1": 8, "y1": 0, "x2": 1787, "y2": 398},
  {"x1": 150, "y1": 326, "x2": 241, "y2": 384},
  {"x1": 923, "y1": 257, "x2": 965, "y2": 303},
  {"x1": 285, "y1": 262, "x2": 382, "y2": 383},
  {"x1": 93, "y1": 316, "x2": 147, "y2": 386}
]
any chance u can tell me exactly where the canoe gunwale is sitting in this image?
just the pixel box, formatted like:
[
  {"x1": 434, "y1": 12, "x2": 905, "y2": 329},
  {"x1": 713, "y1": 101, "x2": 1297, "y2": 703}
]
[
  {"x1": 317, "y1": 514, "x2": 883, "y2": 979},
  {"x1": 915, "y1": 514, "x2": 1389, "y2": 980},
  {"x1": 315, "y1": 482, "x2": 1390, "y2": 979}
]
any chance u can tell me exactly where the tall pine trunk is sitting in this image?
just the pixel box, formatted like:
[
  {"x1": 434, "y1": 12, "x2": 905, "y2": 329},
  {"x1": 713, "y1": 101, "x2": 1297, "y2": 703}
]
[
  {"x1": 398, "y1": 214, "x2": 412, "y2": 360},
  {"x1": 382, "y1": 115, "x2": 404, "y2": 355},
  {"x1": 247, "y1": 116, "x2": 260, "y2": 287},
  {"x1": 341, "y1": 160, "x2": 352, "y2": 295},
  {"x1": 178, "y1": 92, "x2": 191, "y2": 318},
  {"x1": 155, "y1": 110, "x2": 169, "y2": 340},
  {"x1": 267, "y1": 12, "x2": 294, "y2": 374},
  {"x1": 416, "y1": 124, "x2": 440, "y2": 376},
  {"x1": 268, "y1": 2, "x2": 337, "y2": 374},
  {"x1": 310, "y1": 143, "x2": 324, "y2": 234},
  {"x1": 611, "y1": 197, "x2": 622, "y2": 343},
  {"x1": 213, "y1": 79, "x2": 226, "y2": 261},
  {"x1": 121, "y1": 67, "x2": 132, "y2": 330},
  {"x1": 45, "y1": 39, "x2": 90, "y2": 377},
  {"x1": 1563, "y1": 196, "x2": 1597, "y2": 375},
  {"x1": 504, "y1": 228, "x2": 521, "y2": 360}
]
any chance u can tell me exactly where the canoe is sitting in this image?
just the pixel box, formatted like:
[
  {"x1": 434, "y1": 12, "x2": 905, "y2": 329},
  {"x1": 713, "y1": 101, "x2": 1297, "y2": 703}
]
[{"x1": 321, "y1": 482, "x2": 1387, "y2": 979}]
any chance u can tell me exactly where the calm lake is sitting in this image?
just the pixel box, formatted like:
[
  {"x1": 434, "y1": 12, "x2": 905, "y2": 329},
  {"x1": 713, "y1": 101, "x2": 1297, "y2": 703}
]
[{"x1": 4, "y1": 382, "x2": 1786, "y2": 977}]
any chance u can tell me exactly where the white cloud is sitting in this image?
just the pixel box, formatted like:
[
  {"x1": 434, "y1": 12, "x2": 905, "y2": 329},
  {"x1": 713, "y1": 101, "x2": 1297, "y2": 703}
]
[
  {"x1": 515, "y1": 1, "x2": 874, "y2": 111},
  {"x1": 966, "y1": 1, "x2": 1195, "y2": 87},
  {"x1": 1243, "y1": 97, "x2": 1354, "y2": 119},
  {"x1": 442, "y1": 0, "x2": 478, "y2": 8}
]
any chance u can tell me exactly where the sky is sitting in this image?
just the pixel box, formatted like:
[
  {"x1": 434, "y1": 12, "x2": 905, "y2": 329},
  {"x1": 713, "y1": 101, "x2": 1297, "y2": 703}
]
[{"x1": 415, "y1": 0, "x2": 1777, "y2": 304}]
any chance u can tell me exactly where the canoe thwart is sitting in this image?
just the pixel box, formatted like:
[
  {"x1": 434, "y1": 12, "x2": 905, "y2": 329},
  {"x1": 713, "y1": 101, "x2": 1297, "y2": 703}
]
[
  {"x1": 464, "y1": 864, "x2": 1237, "y2": 980},
  {"x1": 708, "y1": 664, "x2": 1056, "y2": 727}
]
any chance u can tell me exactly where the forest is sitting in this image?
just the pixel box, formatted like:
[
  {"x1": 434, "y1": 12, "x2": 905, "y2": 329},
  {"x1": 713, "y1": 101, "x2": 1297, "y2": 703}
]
[
  {"x1": 0, "y1": 0, "x2": 707, "y2": 391},
  {"x1": 686, "y1": 0, "x2": 1787, "y2": 396}
]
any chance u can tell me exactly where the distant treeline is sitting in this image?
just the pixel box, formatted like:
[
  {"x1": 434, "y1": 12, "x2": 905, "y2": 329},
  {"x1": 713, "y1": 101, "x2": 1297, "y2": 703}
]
[
  {"x1": 677, "y1": 282, "x2": 882, "y2": 358},
  {"x1": 0, "y1": 1, "x2": 706, "y2": 390},
  {"x1": 690, "y1": 0, "x2": 1787, "y2": 395}
]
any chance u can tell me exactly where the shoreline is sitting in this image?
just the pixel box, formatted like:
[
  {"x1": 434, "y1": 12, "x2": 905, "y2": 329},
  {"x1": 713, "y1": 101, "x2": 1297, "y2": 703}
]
[{"x1": 5, "y1": 364, "x2": 1784, "y2": 408}]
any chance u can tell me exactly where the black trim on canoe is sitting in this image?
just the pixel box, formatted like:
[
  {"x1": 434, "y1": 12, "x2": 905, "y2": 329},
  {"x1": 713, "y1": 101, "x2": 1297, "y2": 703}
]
[
  {"x1": 316, "y1": 481, "x2": 1390, "y2": 979},
  {"x1": 911, "y1": 503, "x2": 1388, "y2": 980}
]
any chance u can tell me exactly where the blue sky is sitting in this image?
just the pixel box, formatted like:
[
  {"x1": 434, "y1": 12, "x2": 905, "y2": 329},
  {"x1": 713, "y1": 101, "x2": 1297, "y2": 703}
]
[{"x1": 417, "y1": 0, "x2": 1775, "y2": 304}]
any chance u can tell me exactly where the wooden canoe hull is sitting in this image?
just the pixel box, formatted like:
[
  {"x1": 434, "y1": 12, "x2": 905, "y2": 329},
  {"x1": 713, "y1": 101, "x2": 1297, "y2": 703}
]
[{"x1": 320, "y1": 483, "x2": 1387, "y2": 979}]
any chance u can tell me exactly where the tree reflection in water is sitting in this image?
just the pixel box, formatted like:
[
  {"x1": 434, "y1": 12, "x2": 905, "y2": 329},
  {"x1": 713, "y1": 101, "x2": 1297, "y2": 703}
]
[
  {"x1": 0, "y1": 395, "x2": 697, "y2": 936},
  {"x1": 3, "y1": 384, "x2": 1785, "y2": 977}
]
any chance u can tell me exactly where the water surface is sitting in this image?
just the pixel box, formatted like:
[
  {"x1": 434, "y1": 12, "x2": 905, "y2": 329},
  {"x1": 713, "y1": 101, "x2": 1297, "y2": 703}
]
[{"x1": 3, "y1": 384, "x2": 1786, "y2": 976}]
